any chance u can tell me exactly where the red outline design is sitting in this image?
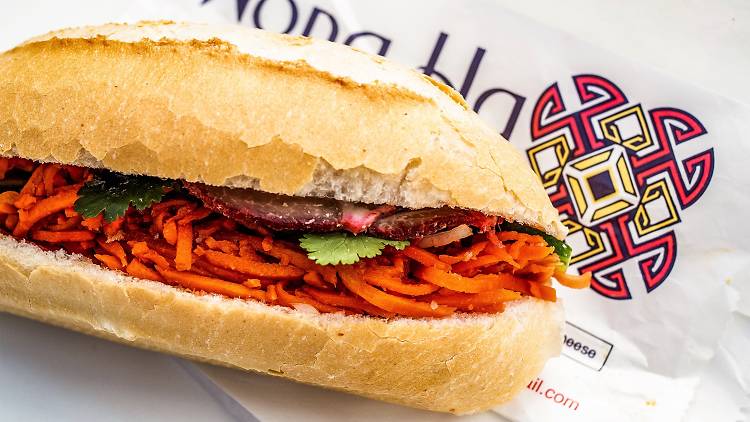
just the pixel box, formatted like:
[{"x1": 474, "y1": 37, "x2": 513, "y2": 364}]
[{"x1": 530, "y1": 75, "x2": 714, "y2": 300}]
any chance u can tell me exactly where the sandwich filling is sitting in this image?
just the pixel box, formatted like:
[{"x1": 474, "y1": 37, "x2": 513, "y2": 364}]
[{"x1": 0, "y1": 158, "x2": 590, "y2": 318}]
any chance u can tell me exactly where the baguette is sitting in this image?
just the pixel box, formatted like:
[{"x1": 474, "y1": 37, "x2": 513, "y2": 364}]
[{"x1": 0, "y1": 21, "x2": 580, "y2": 414}]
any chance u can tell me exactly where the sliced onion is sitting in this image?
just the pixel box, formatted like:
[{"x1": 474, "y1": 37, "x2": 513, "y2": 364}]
[{"x1": 416, "y1": 224, "x2": 473, "y2": 248}]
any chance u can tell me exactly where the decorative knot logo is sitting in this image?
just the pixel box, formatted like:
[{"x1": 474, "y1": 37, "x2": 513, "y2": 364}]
[{"x1": 527, "y1": 75, "x2": 714, "y2": 299}]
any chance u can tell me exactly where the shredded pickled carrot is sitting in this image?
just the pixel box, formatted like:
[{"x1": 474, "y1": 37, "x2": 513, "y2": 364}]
[
  {"x1": 553, "y1": 267, "x2": 592, "y2": 289},
  {"x1": 97, "y1": 240, "x2": 128, "y2": 267},
  {"x1": 203, "y1": 249, "x2": 305, "y2": 280},
  {"x1": 302, "y1": 271, "x2": 329, "y2": 289},
  {"x1": 163, "y1": 220, "x2": 177, "y2": 245},
  {"x1": 103, "y1": 217, "x2": 124, "y2": 239},
  {"x1": 130, "y1": 241, "x2": 172, "y2": 269},
  {"x1": 402, "y1": 246, "x2": 451, "y2": 271},
  {"x1": 204, "y1": 237, "x2": 238, "y2": 254},
  {"x1": 415, "y1": 266, "x2": 532, "y2": 294},
  {"x1": 19, "y1": 165, "x2": 44, "y2": 196},
  {"x1": 266, "y1": 284, "x2": 278, "y2": 302},
  {"x1": 275, "y1": 281, "x2": 340, "y2": 313},
  {"x1": 363, "y1": 267, "x2": 440, "y2": 296},
  {"x1": 0, "y1": 191, "x2": 18, "y2": 205},
  {"x1": 95, "y1": 253, "x2": 123, "y2": 270},
  {"x1": 0, "y1": 160, "x2": 591, "y2": 319},
  {"x1": 451, "y1": 255, "x2": 506, "y2": 274},
  {"x1": 426, "y1": 289, "x2": 522, "y2": 311},
  {"x1": 438, "y1": 241, "x2": 488, "y2": 264},
  {"x1": 126, "y1": 259, "x2": 164, "y2": 282},
  {"x1": 302, "y1": 287, "x2": 395, "y2": 318},
  {"x1": 42, "y1": 165, "x2": 59, "y2": 195},
  {"x1": 156, "y1": 267, "x2": 257, "y2": 299},
  {"x1": 81, "y1": 214, "x2": 103, "y2": 231},
  {"x1": 175, "y1": 222, "x2": 193, "y2": 271},
  {"x1": 243, "y1": 278, "x2": 262, "y2": 289},
  {"x1": 47, "y1": 215, "x2": 81, "y2": 231},
  {"x1": 339, "y1": 269, "x2": 455, "y2": 317},
  {"x1": 31, "y1": 230, "x2": 96, "y2": 243},
  {"x1": 13, "y1": 189, "x2": 78, "y2": 237},
  {"x1": 4, "y1": 213, "x2": 18, "y2": 230}
]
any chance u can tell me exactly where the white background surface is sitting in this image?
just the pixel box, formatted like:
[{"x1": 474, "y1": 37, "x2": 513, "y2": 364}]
[{"x1": 0, "y1": 1, "x2": 747, "y2": 421}]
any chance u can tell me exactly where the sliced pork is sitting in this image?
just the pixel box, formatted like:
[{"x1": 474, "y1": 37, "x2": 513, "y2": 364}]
[{"x1": 184, "y1": 182, "x2": 498, "y2": 240}]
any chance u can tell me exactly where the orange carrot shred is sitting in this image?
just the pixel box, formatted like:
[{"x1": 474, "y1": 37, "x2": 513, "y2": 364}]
[
  {"x1": 414, "y1": 265, "x2": 540, "y2": 295},
  {"x1": 47, "y1": 216, "x2": 82, "y2": 231},
  {"x1": 261, "y1": 236, "x2": 273, "y2": 252},
  {"x1": 553, "y1": 267, "x2": 592, "y2": 289},
  {"x1": 302, "y1": 287, "x2": 395, "y2": 318},
  {"x1": 175, "y1": 222, "x2": 193, "y2": 271},
  {"x1": 13, "y1": 193, "x2": 37, "y2": 210},
  {"x1": 19, "y1": 165, "x2": 44, "y2": 196},
  {"x1": 163, "y1": 220, "x2": 177, "y2": 245},
  {"x1": 529, "y1": 283, "x2": 557, "y2": 301},
  {"x1": 94, "y1": 253, "x2": 123, "y2": 270},
  {"x1": 275, "y1": 281, "x2": 340, "y2": 313},
  {"x1": 451, "y1": 255, "x2": 505, "y2": 274},
  {"x1": 126, "y1": 259, "x2": 164, "y2": 282},
  {"x1": 402, "y1": 246, "x2": 452, "y2": 271},
  {"x1": 484, "y1": 242, "x2": 521, "y2": 268},
  {"x1": 339, "y1": 268, "x2": 455, "y2": 317},
  {"x1": 156, "y1": 267, "x2": 256, "y2": 299},
  {"x1": 204, "y1": 237, "x2": 238, "y2": 254},
  {"x1": 103, "y1": 217, "x2": 124, "y2": 239},
  {"x1": 42, "y1": 165, "x2": 59, "y2": 196},
  {"x1": 4, "y1": 213, "x2": 18, "y2": 230},
  {"x1": 31, "y1": 230, "x2": 96, "y2": 243},
  {"x1": 497, "y1": 231, "x2": 546, "y2": 244},
  {"x1": 243, "y1": 279, "x2": 262, "y2": 289},
  {"x1": 179, "y1": 207, "x2": 211, "y2": 225},
  {"x1": 251, "y1": 237, "x2": 337, "y2": 286},
  {"x1": 203, "y1": 250, "x2": 305, "y2": 280},
  {"x1": 0, "y1": 191, "x2": 18, "y2": 202},
  {"x1": 426, "y1": 289, "x2": 522, "y2": 310},
  {"x1": 266, "y1": 285, "x2": 278, "y2": 302},
  {"x1": 81, "y1": 214, "x2": 103, "y2": 231},
  {"x1": 487, "y1": 230, "x2": 502, "y2": 248},
  {"x1": 303, "y1": 271, "x2": 329, "y2": 289},
  {"x1": 363, "y1": 267, "x2": 440, "y2": 296},
  {"x1": 130, "y1": 241, "x2": 172, "y2": 269},
  {"x1": 152, "y1": 210, "x2": 168, "y2": 234},
  {"x1": 97, "y1": 240, "x2": 128, "y2": 267}
]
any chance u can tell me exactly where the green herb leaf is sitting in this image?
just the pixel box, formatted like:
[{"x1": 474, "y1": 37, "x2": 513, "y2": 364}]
[
  {"x1": 501, "y1": 221, "x2": 573, "y2": 267},
  {"x1": 74, "y1": 172, "x2": 172, "y2": 222},
  {"x1": 299, "y1": 233, "x2": 409, "y2": 266}
]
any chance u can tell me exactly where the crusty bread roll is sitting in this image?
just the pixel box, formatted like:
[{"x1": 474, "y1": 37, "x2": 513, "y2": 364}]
[{"x1": 0, "y1": 21, "x2": 567, "y2": 414}]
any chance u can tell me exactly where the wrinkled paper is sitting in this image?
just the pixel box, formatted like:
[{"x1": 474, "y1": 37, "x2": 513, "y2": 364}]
[{"x1": 3, "y1": 1, "x2": 747, "y2": 421}]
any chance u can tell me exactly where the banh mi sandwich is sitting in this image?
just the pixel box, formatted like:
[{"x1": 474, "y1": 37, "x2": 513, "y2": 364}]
[{"x1": 0, "y1": 21, "x2": 590, "y2": 414}]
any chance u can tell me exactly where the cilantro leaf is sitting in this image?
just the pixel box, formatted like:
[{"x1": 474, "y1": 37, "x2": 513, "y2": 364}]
[
  {"x1": 74, "y1": 172, "x2": 172, "y2": 222},
  {"x1": 501, "y1": 221, "x2": 573, "y2": 267},
  {"x1": 299, "y1": 233, "x2": 409, "y2": 265}
]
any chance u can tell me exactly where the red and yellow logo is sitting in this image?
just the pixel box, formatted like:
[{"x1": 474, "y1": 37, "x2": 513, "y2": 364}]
[{"x1": 528, "y1": 75, "x2": 714, "y2": 299}]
